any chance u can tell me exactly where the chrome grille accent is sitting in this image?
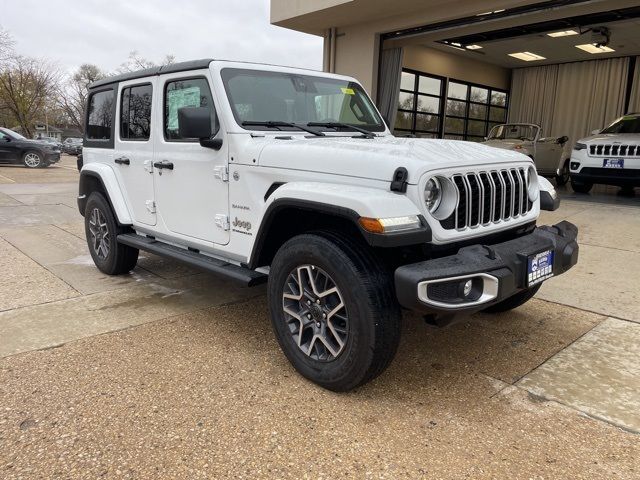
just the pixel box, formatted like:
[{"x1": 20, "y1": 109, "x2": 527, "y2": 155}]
[
  {"x1": 589, "y1": 144, "x2": 639, "y2": 157},
  {"x1": 442, "y1": 168, "x2": 532, "y2": 230}
]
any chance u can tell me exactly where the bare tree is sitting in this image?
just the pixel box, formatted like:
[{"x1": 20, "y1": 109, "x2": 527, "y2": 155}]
[
  {"x1": 117, "y1": 50, "x2": 176, "y2": 73},
  {"x1": 0, "y1": 56, "x2": 60, "y2": 137},
  {"x1": 58, "y1": 64, "x2": 106, "y2": 133},
  {"x1": 0, "y1": 26, "x2": 14, "y2": 62}
]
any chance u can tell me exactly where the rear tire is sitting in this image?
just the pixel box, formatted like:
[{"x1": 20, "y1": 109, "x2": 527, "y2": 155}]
[
  {"x1": 555, "y1": 160, "x2": 570, "y2": 186},
  {"x1": 483, "y1": 285, "x2": 541, "y2": 313},
  {"x1": 268, "y1": 232, "x2": 401, "y2": 391},
  {"x1": 84, "y1": 192, "x2": 139, "y2": 275},
  {"x1": 571, "y1": 180, "x2": 593, "y2": 194}
]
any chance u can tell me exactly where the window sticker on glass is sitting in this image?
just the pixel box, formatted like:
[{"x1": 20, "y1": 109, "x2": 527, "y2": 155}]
[
  {"x1": 167, "y1": 86, "x2": 201, "y2": 130},
  {"x1": 341, "y1": 87, "x2": 355, "y2": 95}
]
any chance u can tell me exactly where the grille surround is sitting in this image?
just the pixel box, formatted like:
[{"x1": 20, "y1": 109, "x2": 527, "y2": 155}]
[
  {"x1": 589, "y1": 144, "x2": 639, "y2": 157},
  {"x1": 440, "y1": 167, "x2": 533, "y2": 231}
]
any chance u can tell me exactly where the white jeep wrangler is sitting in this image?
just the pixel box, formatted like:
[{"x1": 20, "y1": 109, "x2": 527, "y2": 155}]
[{"x1": 78, "y1": 59, "x2": 579, "y2": 391}]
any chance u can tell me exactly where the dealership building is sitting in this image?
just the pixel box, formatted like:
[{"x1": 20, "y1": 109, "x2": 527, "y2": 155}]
[{"x1": 271, "y1": 0, "x2": 640, "y2": 145}]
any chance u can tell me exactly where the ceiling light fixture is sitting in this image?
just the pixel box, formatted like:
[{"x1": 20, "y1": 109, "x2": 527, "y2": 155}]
[
  {"x1": 477, "y1": 9, "x2": 505, "y2": 16},
  {"x1": 547, "y1": 30, "x2": 579, "y2": 37},
  {"x1": 575, "y1": 43, "x2": 615, "y2": 54},
  {"x1": 508, "y1": 51, "x2": 546, "y2": 61},
  {"x1": 466, "y1": 44, "x2": 483, "y2": 50}
]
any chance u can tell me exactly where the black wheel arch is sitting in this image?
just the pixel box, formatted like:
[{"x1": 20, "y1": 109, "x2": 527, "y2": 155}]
[
  {"x1": 78, "y1": 171, "x2": 120, "y2": 224},
  {"x1": 247, "y1": 198, "x2": 431, "y2": 269}
]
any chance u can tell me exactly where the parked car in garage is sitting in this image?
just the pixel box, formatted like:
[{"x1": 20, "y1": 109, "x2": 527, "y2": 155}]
[
  {"x1": 483, "y1": 124, "x2": 571, "y2": 186},
  {"x1": 570, "y1": 114, "x2": 640, "y2": 193},
  {"x1": 62, "y1": 137, "x2": 83, "y2": 155},
  {"x1": 0, "y1": 127, "x2": 61, "y2": 168}
]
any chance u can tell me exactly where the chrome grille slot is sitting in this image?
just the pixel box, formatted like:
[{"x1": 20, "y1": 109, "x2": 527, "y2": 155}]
[
  {"x1": 589, "y1": 143, "x2": 639, "y2": 157},
  {"x1": 441, "y1": 168, "x2": 532, "y2": 231}
]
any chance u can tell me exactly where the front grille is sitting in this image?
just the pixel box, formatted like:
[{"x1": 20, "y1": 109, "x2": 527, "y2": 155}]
[
  {"x1": 441, "y1": 168, "x2": 532, "y2": 231},
  {"x1": 589, "y1": 144, "x2": 639, "y2": 157}
]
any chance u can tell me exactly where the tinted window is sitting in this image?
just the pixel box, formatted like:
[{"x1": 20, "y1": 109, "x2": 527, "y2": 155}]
[
  {"x1": 164, "y1": 78, "x2": 218, "y2": 141},
  {"x1": 87, "y1": 90, "x2": 115, "y2": 140},
  {"x1": 120, "y1": 84, "x2": 152, "y2": 141},
  {"x1": 601, "y1": 116, "x2": 640, "y2": 134}
]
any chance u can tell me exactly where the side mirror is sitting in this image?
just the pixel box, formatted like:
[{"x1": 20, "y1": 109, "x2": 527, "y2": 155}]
[
  {"x1": 591, "y1": 129, "x2": 600, "y2": 135},
  {"x1": 178, "y1": 107, "x2": 222, "y2": 150},
  {"x1": 557, "y1": 135, "x2": 569, "y2": 145}
]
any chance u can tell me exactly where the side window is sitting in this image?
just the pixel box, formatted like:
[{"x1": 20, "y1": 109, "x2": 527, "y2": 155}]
[
  {"x1": 164, "y1": 78, "x2": 218, "y2": 141},
  {"x1": 120, "y1": 84, "x2": 152, "y2": 141},
  {"x1": 87, "y1": 89, "x2": 115, "y2": 140}
]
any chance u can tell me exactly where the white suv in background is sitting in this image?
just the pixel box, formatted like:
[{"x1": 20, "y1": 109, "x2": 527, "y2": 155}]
[
  {"x1": 570, "y1": 113, "x2": 640, "y2": 193},
  {"x1": 77, "y1": 59, "x2": 579, "y2": 391}
]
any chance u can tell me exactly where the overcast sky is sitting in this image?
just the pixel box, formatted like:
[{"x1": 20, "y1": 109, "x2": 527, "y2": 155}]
[{"x1": 2, "y1": 0, "x2": 323, "y2": 74}]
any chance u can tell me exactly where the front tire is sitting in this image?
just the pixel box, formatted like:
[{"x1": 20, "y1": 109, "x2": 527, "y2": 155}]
[
  {"x1": 268, "y1": 232, "x2": 401, "y2": 391},
  {"x1": 571, "y1": 180, "x2": 593, "y2": 194},
  {"x1": 555, "y1": 160, "x2": 570, "y2": 186},
  {"x1": 23, "y1": 151, "x2": 43, "y2": 168},
  {"x1": 84, "y1": 192, "x2": 139, "y2": 275},
  {"x1": 483, "y1": 285, "x2": 541, "y2": 313}
]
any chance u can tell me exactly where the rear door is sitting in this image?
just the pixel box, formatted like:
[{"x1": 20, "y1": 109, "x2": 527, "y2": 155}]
[
  {"x1": 153, "y1": 72, "x2": 229, "y2": 245},
  {"x1": 0, "y1": 130, "x2": 17, "y2": 162},
  {"x1": 113, "y1": 79, "x2": 157, "y2": 226}
]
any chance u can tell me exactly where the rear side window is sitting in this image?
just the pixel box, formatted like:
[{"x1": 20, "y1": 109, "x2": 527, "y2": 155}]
[
  {"x1": 87, "y1": 89, "x2": 115, "y2": 140},
  {"x1": 120, "y1": 84, "x2": 153, "y2": 141},
  {"x1": 164, "y1": 77, "x2": 218, "y2": 141}
]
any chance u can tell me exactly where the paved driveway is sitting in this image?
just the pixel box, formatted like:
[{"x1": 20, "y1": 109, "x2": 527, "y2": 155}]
[{"x1": 1, "y1": 158, "x2": 638, "y2": 479}]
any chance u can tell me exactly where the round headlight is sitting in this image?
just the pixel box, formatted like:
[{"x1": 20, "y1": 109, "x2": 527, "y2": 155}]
[
  {"x1": 527, "y1": 165, "x2": 539, "y2": 202},
  {"x1": 424, "y1": 177, "x2": 442, "y2": 212}
]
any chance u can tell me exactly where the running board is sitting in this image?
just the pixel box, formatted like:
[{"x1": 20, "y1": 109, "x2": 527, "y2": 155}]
[{"x1": 117, "y1": 233, "x2": 267, "y2": 287}]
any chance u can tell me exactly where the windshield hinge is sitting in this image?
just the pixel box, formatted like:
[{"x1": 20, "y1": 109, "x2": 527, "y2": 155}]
[{"x1": 214, "y1": 166, "x2": 229, "y2": 182}]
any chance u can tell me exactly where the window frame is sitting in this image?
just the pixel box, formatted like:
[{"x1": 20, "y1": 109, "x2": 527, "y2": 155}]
[
  {"x1": 84, "y1": 85, "x2": 117, "y2": 149},
  {"x1": 162, "y1": 75, "x2": 219, "y2": 143},
  {"x1": 395, "y1": 68, "x2": 446, "y2": 138},
  {"x1": 444, "y1": 78, "x2": 509, "y2": 142},
  {"x1": 119, "y1": 82, "x2": 153, "y2": 142}
]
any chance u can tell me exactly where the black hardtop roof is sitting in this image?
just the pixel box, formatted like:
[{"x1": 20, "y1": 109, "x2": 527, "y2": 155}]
[{"x1": 89, "y1": 59, "x2": 214, "y2": 89}]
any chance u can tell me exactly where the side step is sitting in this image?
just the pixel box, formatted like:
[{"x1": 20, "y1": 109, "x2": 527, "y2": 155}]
[{"x1": 117, "y1": 233, "x2": 267, "y2": 287}]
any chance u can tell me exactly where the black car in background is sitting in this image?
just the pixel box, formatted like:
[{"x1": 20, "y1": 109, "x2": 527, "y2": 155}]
[
  {"x1": 0, "y1": 127, "x2": 61, "y2": 168},
  {"x1": 62, "y1": 137, "x2": 83, "y2": 155}
]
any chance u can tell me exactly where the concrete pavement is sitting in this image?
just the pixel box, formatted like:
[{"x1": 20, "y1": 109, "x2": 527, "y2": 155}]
[{"x1": 0, "y1": 157, "x2": 638, "y2": 479}]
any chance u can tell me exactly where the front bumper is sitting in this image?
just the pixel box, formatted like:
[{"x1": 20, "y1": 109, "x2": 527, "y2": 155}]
[
  {"x1": 45, "y1": 152, "x2": 61, "y2": 163},
  {"x1": 571, "y1": 167, "x2": 640, "y2": 187},
  {"x1": 395, "y1": 221, "x2": 578, "y2": 314}
]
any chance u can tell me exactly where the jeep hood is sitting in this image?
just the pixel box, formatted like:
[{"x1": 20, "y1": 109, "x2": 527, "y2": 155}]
[
  {"x1": 257, "y1": 136, "x2": 529, "y2": 184},
  {"x1": 482, "y1": 139, "x2": 530, "y2": 149},
  {"x1": 579, "y1": 133, "x2": 640, "y2": 143}
]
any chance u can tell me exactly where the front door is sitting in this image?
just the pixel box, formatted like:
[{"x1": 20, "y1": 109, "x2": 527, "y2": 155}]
[
  {"x1": 535, "y1": 138, "x2": 562, "y2": 174},
  {"x1": 0, "y1": 131, "x2": 18, "y2": 162},
  {"x1": 113, "y1": 79, "x2": 157, "y2": 226},
  {"x1": 153, "y1": 73, "x2": 229, "y2": 245}
]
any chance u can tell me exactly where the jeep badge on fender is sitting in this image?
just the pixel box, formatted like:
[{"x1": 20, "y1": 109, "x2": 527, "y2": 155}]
[{"x1": 77, "y1": 59, "x2": 579, "y2": 391}]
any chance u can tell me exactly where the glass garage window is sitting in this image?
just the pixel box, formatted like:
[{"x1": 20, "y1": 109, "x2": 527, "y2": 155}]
[
  {"x1": 444, "y1": 79, "x2": 509, "y2": 142},
  {"x1": 395, "y1": 69, "x2": 444, "y2": 137}
]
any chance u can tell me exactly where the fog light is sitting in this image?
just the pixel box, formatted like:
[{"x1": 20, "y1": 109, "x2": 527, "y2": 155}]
[
  {"x1": 570, "y1": 162, "x2": 580, "y2": 170},
  {"x1": 462, "y1": 279, "x2": 473, "y2": 297}
]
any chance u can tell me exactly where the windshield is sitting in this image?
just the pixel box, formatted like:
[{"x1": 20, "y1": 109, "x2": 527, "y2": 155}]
[
  {"x1": 0, "y1": 128, "x2": 26, "y2": 140},
  {"x1": 601, "y1": 115, "x2": 640, "y2": 134},
  {"x1": 221, "y1": 68, "x2": 385, "y2": 132},
  {"x1": 488, "y1": 124, "x2": 538, "y2": 141}
]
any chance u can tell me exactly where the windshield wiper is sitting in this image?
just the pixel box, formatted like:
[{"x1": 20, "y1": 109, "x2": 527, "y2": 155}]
[
  {"x1": 307, "y1": 122, "x2": 376, "y2": 138},
  {"x1": 242, "y1": 121, "x2": 325, "y2": 137}
]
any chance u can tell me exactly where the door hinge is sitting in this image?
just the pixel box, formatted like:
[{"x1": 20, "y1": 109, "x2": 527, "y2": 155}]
[
  {"x1": 214, "y1": 214, "x2": 230, "y2": 231},
  {"x1": 145, "y1": 200, "x2": 156, "y2": 213},
  {"x1": 143, "y1": 159, "x2": 154, "y2": 173},
  {"x1": 214, "y1": 166, "x2": 229, "y2": 182}
]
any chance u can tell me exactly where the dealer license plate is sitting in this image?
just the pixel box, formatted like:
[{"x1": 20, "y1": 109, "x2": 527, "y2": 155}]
[
  {"x1": 603, "y1": 158, "x2": 624, "y2": 169},
  {"x1": 527, "y1": 250, "x2": 554, "y2": 286}
]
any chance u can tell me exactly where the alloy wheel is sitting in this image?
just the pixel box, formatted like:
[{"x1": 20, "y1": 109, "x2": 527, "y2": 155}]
[
  {"x1": 282, "y1": 265, "x2": 349, "y2": 361},
  {"x1": 88, "y1": 208, "x2": 111, "y2": 260},
  {"x1": 24, "y1": 152, "x2": 41, "y2": 168}
]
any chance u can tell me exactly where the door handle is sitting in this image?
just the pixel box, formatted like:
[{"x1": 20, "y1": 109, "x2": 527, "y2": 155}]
[
  {"x1": 153, "y1": 160, "x2": 174, "y2": 170},
  {"x1": 115, "y1": 157, "x2": 130, "y2": 165}
]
